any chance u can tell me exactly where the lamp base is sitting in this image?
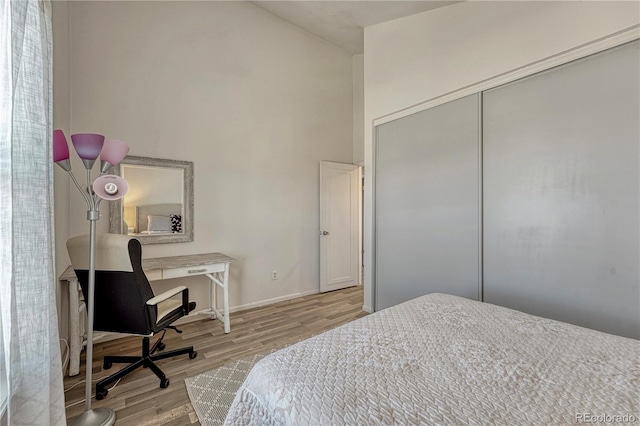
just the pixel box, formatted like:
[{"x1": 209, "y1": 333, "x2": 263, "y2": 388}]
[{"x1": 67, "y1": 408, "x2": 116, "y2": 426}]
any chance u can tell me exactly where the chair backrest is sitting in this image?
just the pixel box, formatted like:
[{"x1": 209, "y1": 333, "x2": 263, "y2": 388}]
[{"x1": 66, "y1": 234, "x2": 157, "y2": 335}]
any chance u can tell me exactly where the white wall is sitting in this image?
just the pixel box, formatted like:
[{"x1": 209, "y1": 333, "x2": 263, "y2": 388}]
[
  {"x1": 363, "y1": 1, "x2": 640, "y2": 311},
  {"x1": 352, "y1": 54, "x2": 364, "y2": 165},
  {"x1": 54, "y1": 1, "x2": 353, "y2": 330}
]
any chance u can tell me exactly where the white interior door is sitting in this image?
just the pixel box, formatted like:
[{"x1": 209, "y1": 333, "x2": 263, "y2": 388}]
[{"x1": 320, "y1": 161, "x2": 361, "y2": 292}]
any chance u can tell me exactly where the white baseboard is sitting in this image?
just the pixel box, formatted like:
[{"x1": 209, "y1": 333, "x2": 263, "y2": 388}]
[
  {"x1": 90, "y1": 288, "x2": 360, "y2": 337},
  {"x1": 230, "y1": 289, "x2": 320, "y2": 313},
  {"x1": 83, "y1": 290, "x2": 324, "y2": 331},
  {"x1": 362, "y1": 305, "x2": 373, "y2": 313},
  {"x1": 174, "y1": 289, "x2": 321, "y2": 325},
  {"x1": 83, "y1": 289, "x2": 361, "y2": 341}
]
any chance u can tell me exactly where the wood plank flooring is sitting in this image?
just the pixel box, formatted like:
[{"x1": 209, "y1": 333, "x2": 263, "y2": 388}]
[{"x1": 63, "y1": 285, "x2": 366, "y2": 425}]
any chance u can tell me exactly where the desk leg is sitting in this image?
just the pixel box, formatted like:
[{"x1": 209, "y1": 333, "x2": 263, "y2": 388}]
[
  {"x1": 211, "y1": 274, "x2": 217, "y2": 319},
  {"x1": 68, "y1": 277, "x2": 81, "y2": 377},
  {"x1": 203, "y1": 268, "x2": 231, "y2": 334},
  {"x1": 223, "y1": 264, "x2": 230, "y2": 334}
]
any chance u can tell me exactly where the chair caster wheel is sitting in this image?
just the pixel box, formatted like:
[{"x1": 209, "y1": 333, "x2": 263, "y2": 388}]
[
  {"x1": 157, "y1": 343, "x2": 166, "y2": 351},
  {"x1": 160, "y1": 378, "x2": 170, "y2": 388},
  {"x1": 189, "y1": 351, "x2": 198, "y2": 359},
  {"x1": 103, "y1": 361, "x2": 112, "y2": 369},
  {"x1": 96, "y1": 389, "x2": 108, "y2": 400}
]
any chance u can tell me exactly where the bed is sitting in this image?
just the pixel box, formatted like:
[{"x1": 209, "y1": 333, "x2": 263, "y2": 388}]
[
  {"x1": 224, "y1": 293, "x2": 639, "y2": 425},
  {"x1": 134, "y1": 203, "x2": 182, "y2": 234}
]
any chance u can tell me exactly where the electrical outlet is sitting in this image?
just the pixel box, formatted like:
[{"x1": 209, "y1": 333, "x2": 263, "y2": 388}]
[{"x1": 271, "y1": 270, "x2": 278, "y2": 280}]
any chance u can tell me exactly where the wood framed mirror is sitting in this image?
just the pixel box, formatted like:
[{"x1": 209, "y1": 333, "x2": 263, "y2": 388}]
[{"x1": 109, "y1": 156, "x2": 194, "y2": 244}]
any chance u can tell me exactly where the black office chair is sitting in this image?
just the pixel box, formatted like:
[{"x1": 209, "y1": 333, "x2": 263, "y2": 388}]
[{"x1": 67, "y1": 234, "x2": 197, "y2": 400}]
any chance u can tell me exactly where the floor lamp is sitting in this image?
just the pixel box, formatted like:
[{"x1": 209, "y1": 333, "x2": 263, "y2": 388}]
[{"x1": 53, "y1": 130, "x2": 130, "y2": 426}]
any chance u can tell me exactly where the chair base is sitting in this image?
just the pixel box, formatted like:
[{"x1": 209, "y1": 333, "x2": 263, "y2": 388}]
[{"x1": 95, "y1": 335, "x2": 196, "y2": 400}]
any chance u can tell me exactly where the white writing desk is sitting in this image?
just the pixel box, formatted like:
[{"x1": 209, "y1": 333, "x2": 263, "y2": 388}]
[{"x1": 60, "y1": 252, "x2": 235, "y2": 376}]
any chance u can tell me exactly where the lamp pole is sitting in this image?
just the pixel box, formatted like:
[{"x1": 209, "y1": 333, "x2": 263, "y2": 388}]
[
  {"x1": 85, "y1": 211, "x2": 97, "y2": 414},
  {"x1": 54, "y1": 131, "x2": 128, "y2": 426},
  {"x1": 67, "y1": 209, "x2": 116, "y2": 426}
]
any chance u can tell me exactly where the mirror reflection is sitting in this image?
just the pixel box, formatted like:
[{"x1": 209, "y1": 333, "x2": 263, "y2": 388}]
[{"x1": 109, "y1": 156, "x2": 194, "y2": 244}]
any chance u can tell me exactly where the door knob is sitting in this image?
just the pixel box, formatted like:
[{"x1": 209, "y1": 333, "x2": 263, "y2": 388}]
[{"x1": 322, "y1": 231, "x2": 330, "y2": 235}]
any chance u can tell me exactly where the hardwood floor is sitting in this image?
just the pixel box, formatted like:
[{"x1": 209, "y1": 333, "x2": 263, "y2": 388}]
[{"x1": 63, "y1": 285, "x2": 366, "y2": 425}]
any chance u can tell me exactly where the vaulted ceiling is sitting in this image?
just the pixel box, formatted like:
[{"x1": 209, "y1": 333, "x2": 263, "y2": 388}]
[{"x1": 251, "y1": 1, "x2": 460, "y2": 54}]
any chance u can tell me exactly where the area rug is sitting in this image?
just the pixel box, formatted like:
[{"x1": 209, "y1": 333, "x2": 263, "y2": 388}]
[{"x1": 185, "y1": 351, "x2": 273, "y2": 425}]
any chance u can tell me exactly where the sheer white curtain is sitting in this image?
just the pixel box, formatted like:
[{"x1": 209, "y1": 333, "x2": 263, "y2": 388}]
[{"x1": 0, "y1": 0, "x2": 66, "y2": 424}]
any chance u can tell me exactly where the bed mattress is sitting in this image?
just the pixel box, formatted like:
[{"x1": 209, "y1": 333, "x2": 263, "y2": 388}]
[{"x1": 224, "y1": 293, "x2": 639, "y2": 425}]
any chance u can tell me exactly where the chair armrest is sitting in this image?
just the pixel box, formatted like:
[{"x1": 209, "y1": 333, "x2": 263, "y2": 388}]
[{"x1": 146, "y1": 286, "x2": 188, "y2": 306}]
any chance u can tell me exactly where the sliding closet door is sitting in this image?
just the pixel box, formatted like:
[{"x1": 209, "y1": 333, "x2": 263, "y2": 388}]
[
  {"x1": 375, "y1": 94, "x2": 480, "y2": 311},
  {"x1": 483, "y1": 41, "x2": 640, "y2": 339}
]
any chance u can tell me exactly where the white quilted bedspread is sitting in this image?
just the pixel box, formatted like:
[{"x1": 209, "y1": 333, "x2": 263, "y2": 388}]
[{"x1": 224, "y1": 293, "x2": 639, "y2": 425}]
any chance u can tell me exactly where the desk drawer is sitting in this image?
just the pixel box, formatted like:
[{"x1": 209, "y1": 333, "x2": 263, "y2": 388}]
[{"x1": 162, "y1": 263, "x2": 226, "y2": 280}]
